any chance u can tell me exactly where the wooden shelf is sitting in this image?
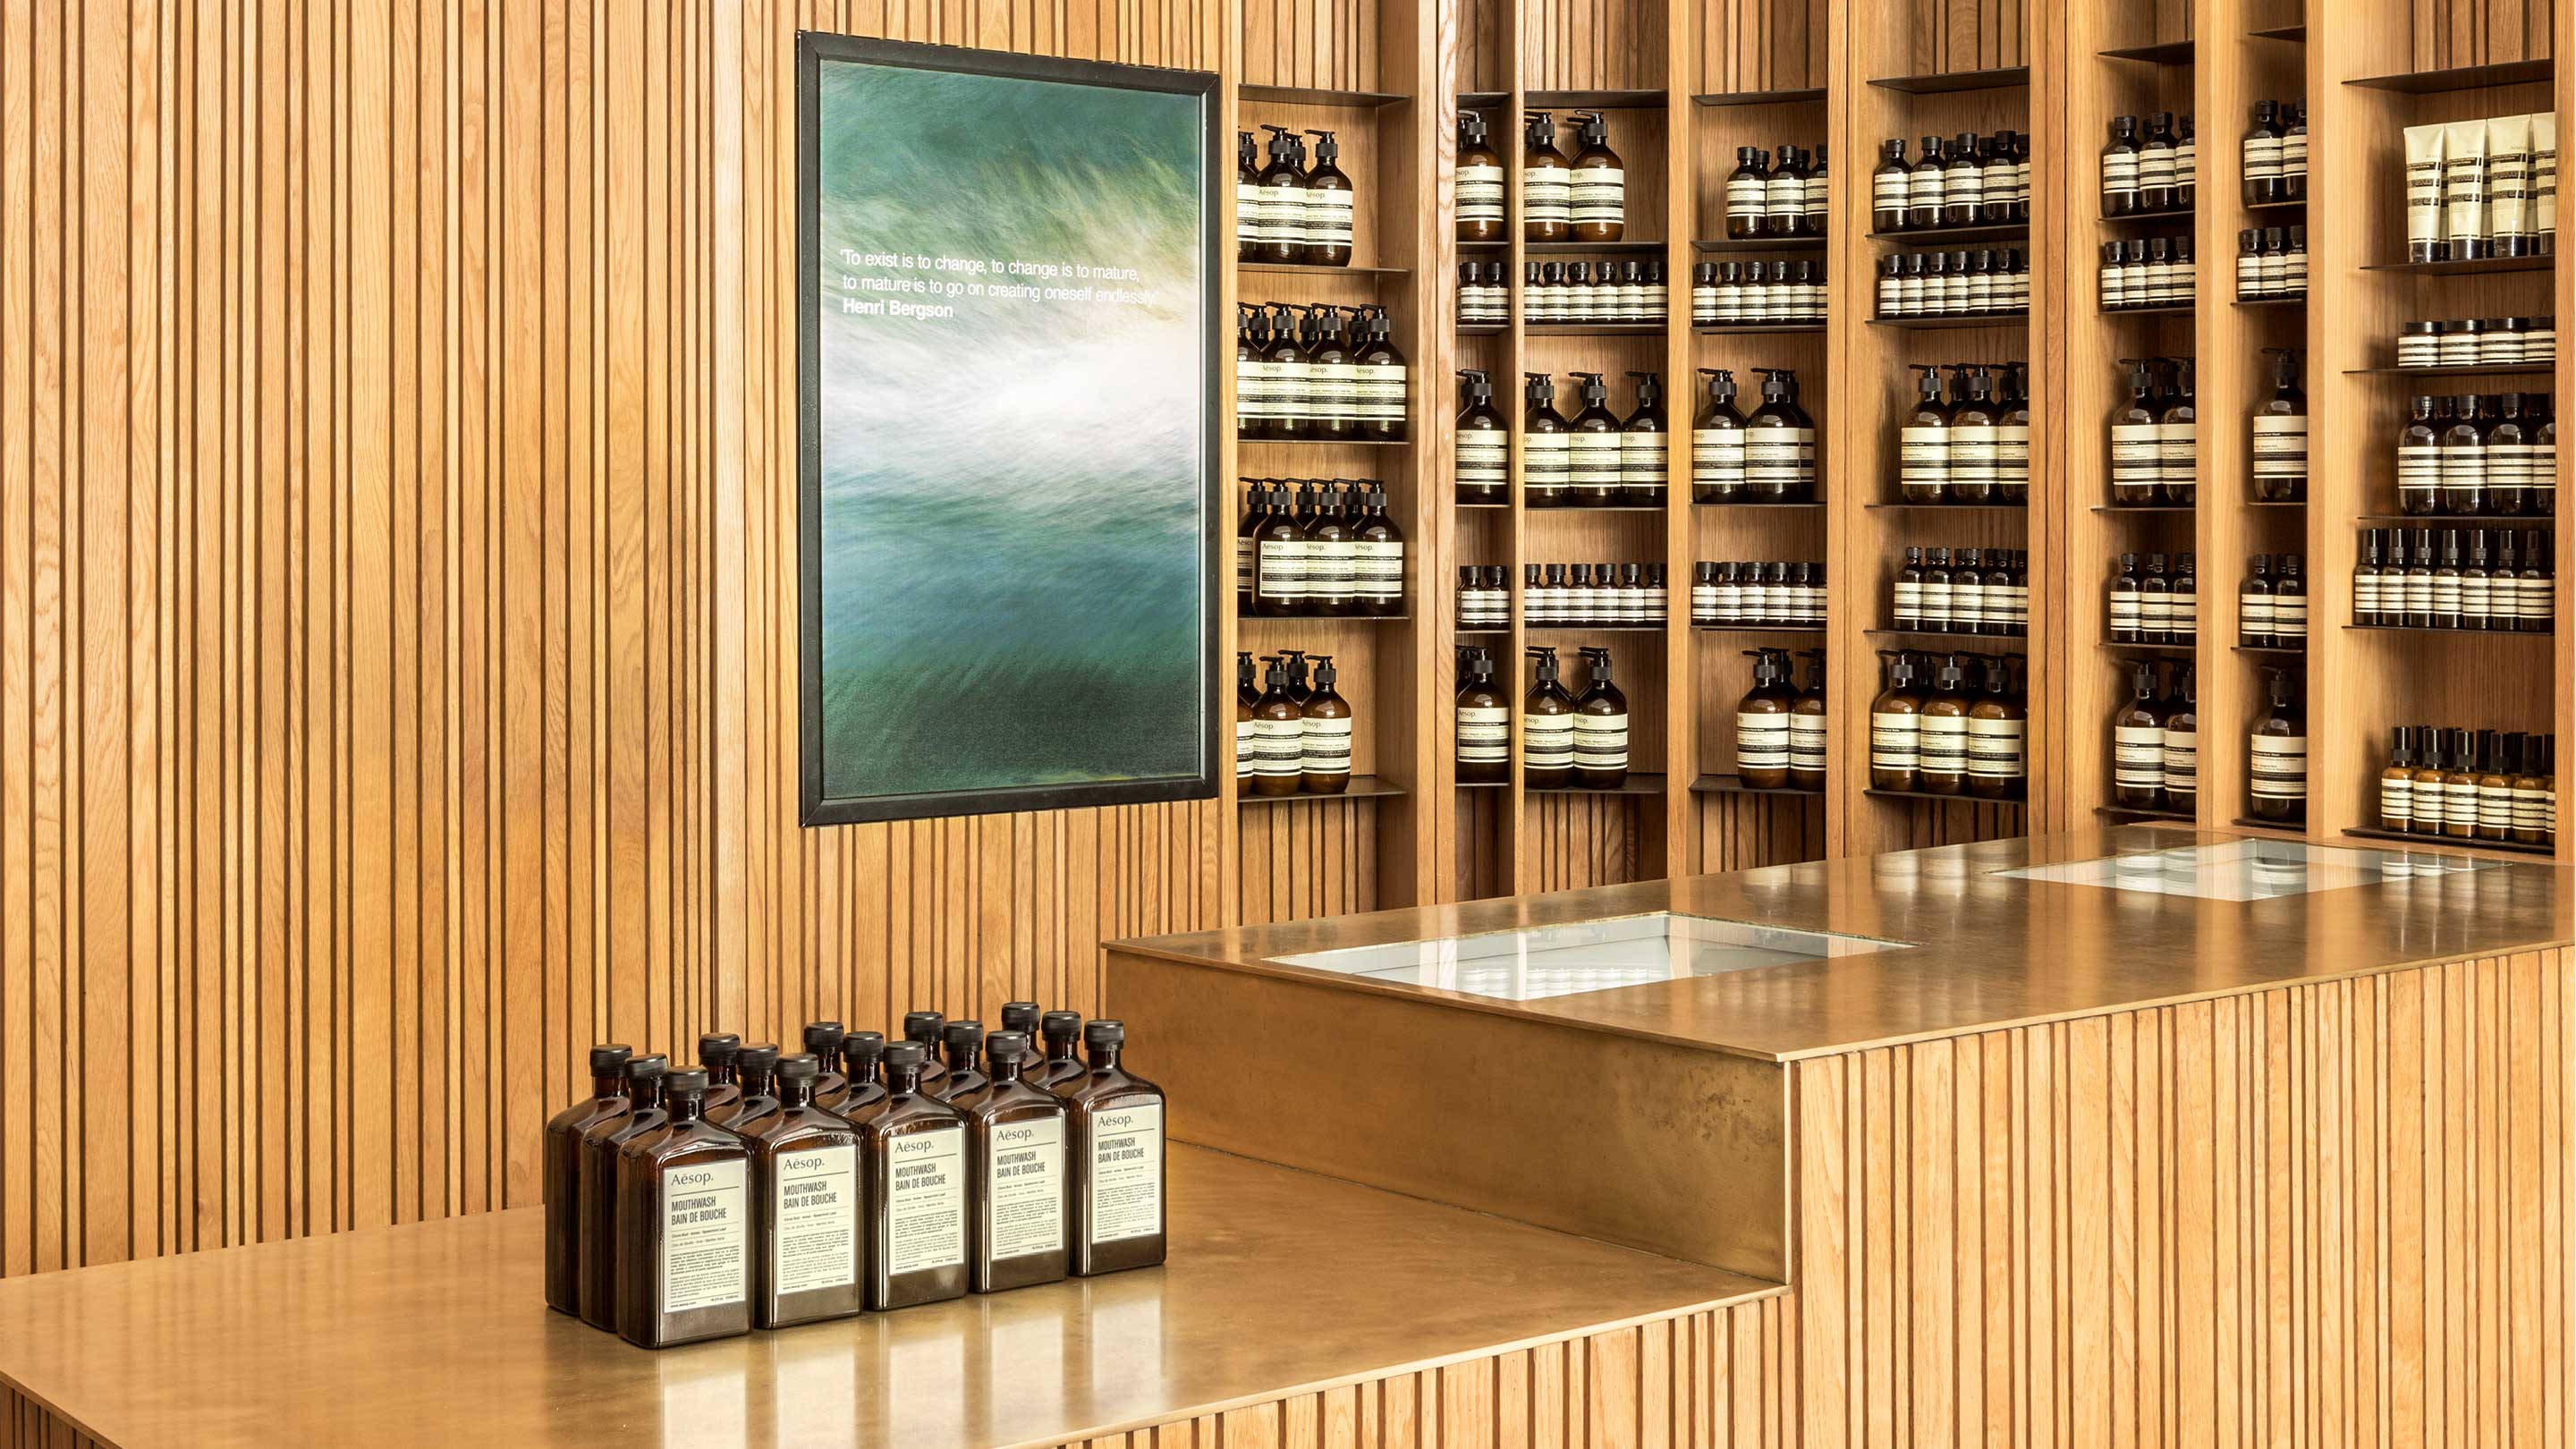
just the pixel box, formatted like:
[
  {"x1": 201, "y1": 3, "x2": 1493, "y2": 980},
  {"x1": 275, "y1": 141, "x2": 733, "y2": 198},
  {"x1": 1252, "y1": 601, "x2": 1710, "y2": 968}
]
[
  {"x1": 1522, "y1": 89, "x2": 1668, "y2": 110},
  {"x1": 1692, "y1": 500, "x2": 1827, "y2": 510},
  {"x1": 1237, "y1": 436, "x2": 1414, "y2": 446},
  {"x1": 1238, "y1": 84, "x2": 1408, "y2": 109},
  {"x1": 1529, "y1": 774, "x2": 1668, "y2": 797},
  {"x1": 1863, "y1": 500, "x2": 2029, "y2": 512},
  {"x1": 1525, "y1": 623, "x2": 1669, "y2": 632},
  {"x1": 2097, "y1": 209, "x2": 2196, "y2": 226},
  {"x1": 2093, "y1": 504, "x2": 2197, "y2": 513},
  {"x1": 1241, "y1": 612, "x2": 1414, "y2": 623},
  {"x1": 1691, "y1": 774, "x2": 1827, "y2": 799},
  {"x1": 2097, "y1": 802, "x2": 2198, "y2": 823},
  {"x1": 2342, "y1": 826, "x2": 2555, "y2": 859},
  {"x1": 2100, "y1": 640, "x2": 2197, "y2": 657},
  {"x1": 2245, "y1": 198, "x2": 2308, "y2": 214},
  {"x1": 2102, "y1": 303, "x2": 2199, "y2": 317},
  {"x1": 1522, "y1": 323, "x2": 1668, "y2": 335},
  {"x1": 1693, "y1": 323, "x2": 1827, "y2": 335},
  {"x1": 2360, "y1": 254, "x2": 2552, "y2": 275},
  {"x1": 2232, "y1": 643, "x2": 2308, "y2": 657},
  {"x1": 2353, "y1": 513, "x2": 2555, "y2": 525},
  {"x1": 1483, "y1": 240, "x2": 1668, "y2": 256},
  {"x1": 2247, "y1": 22, "x2": 2306, "y2": 41},
  {"x1": 1239, "y1": 261, "x2": 1411, "y2": 277},
  {"x1": 2234, "y1": 294, "x2": 2307, "y2": 308},
  {"x1": 1692, "y1": 236, "x2": 1829, "y2": 253},
  {"x1": 1240, "y1": 776, "x2": 1405, "y2": 805},
  {"x1": 1693, "y1": 623, "x2": 1829, "y2": 633},
  {"x1": 2344, "y1": 623, "x2": 2555, "y2": 637},
  {"x1": 1866, "y1": 785, "x2": 2027, "y2": 807},
  {"x1": 2345, "y1": 58, "x2": 2552, "y2": 93},
  {"x1": 1865, "y1": 627, "x2": 2029, "y2": 645},
  {"x1": 2345, "y1": 363, "x2": 2553, "y2": 377},
  {"x1": 1866, "y1": 313, "x2": 2031, "y2": 329},
  {"x1": 1868, "y1": 221, "x2": 2030, "y2": 245},
  {"x1": 1690, "y1": 87, "x2": 1827, "y2": 107},
  {"x1": 1866, "y1": 65, "x2": 2031, "y2": 94},
  {"x1": 2097, "y1": 39, "x2": 2194, "y2": 64}
]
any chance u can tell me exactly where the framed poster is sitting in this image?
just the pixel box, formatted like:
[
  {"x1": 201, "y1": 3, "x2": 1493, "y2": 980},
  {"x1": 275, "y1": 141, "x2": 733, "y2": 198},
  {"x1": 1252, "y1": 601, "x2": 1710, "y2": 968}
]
[{"x1": 796, "y1": 33, "x2": 1224, "y2": 826}]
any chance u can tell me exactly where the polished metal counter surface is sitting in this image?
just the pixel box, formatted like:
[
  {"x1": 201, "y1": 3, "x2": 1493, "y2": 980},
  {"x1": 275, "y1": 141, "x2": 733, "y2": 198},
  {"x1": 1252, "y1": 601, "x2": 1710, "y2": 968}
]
[
  {"x1": 1110, "y1": 828, "x2": 2574, "y2": 1061},
  {"x1": 0, "y1": 1146, "x2": 1775, "y2": 1449}
]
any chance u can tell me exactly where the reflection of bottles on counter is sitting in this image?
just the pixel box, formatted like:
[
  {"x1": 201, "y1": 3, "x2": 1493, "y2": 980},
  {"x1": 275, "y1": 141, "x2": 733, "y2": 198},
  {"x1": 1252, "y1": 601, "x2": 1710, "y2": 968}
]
[
  {"x1": 1248, "y1": 656, "x2": 1302, "y2": 797},
  {"x1": 1967, "y1": 652, "x2": 2027, "y2": 800},
  {"x1": 1521, "y1": 646, "x2": 1575, "y2": 788},
  {"x1": 1523, "y1": 373, "x2": 1571, "y2": 507},
  {"x1": 1300, "y1": 130, "x2": 1352, "y2": 267},
  {"x1": 1456, "y1": 370, "x2": 1507, "y2": 504},
  {"x1": 1457, "y1": 112, "x2": 1504, "y2": 242},
  {"x1": 1522, "y1": 112, "x2": 1571, "y2": 241},
  {"x1": 1791, "y1": 649, "x2": 1829, "y2": 791},
  {"x1": 2112, "y1": 661, "x2": 2166, "y2": 809},
  {"x1": 1869, "y1": 650, "x2": 1924, "y2": 790},
  {"x1": 1622, "y1": 372, "x2": 1667, "y2": 505},
  {"x1": 1298, "y1": 655, "x2": 1352, "y2": 795},
  {"x1": 1455, "y1": 647, "x2": 1509, "y2": 784},
  {"x1": 1572, "y1": 648, "x2": 1630, "y2": 789},
  {"x1": 1568, "y1": 112, "x2": 1626, "y2": 242},
  {"x1": 1734, "y1": 648, "x2": 1795, "y2": 789},
  {"x1": 2248, "y1": 668, "x2": 2306, "y2": 824},
  {"x1": 1691, "y1": 368, "x2": 1749, "y2": 503}
]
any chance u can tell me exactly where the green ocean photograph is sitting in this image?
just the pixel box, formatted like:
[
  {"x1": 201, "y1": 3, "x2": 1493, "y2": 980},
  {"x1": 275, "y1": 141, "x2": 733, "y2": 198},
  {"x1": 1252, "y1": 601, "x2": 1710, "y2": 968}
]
[{"x1": 807, "y1": 55, "x2": 1211, "y2": 817}]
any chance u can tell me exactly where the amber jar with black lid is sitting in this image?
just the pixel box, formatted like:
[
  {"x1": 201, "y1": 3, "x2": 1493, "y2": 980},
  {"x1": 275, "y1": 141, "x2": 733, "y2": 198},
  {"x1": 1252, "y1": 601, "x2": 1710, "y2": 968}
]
[
  {"x1": 614, "y1": 1067, "x2": 753, "y2": 1349},
  {"x1": 962, "y1": 1030, "x2": 1073, "y2": 1293},
  {"x1": 1052, "y1": 1020, "x2": 1168, "y2": 1277},
  {"x1": 860, "y1": 1040, "x2": 970, "y2": 1310},
  {"x1": 543, "y1": 1043, "x2": 632, "y2": 1316},
  {"x1": 747, "y1": 1053, "x2": 866, "y2": 1330},
  {"x1": 578, "y1": 1053, "x2": 668, "y2": 1330}
]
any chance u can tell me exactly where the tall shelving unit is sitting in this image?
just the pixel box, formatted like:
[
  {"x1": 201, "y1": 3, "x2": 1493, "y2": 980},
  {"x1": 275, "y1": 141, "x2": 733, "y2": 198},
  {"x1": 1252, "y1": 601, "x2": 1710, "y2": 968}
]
[{"x1": 1220, "y1": 0, "x2": 2575, "y2": 911}]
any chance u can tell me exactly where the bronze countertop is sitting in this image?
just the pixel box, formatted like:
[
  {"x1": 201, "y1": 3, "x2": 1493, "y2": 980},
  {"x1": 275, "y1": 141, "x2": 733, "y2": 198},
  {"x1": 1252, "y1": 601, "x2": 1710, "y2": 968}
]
[
  {"x1": 1110, "y1": 828, "x2": 2575, "y2": 1062},
  {"x1": 0, "y1": 1146, "x2": 1775, "y2": 1449}
]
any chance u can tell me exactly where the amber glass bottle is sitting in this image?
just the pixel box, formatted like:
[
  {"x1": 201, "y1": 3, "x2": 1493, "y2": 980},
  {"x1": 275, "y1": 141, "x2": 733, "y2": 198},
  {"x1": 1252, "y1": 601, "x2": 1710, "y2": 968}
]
[
  {"x1": 827, "y1": 1030, "x2": 887, "y2": 1115},
  {"x1": 998, "y1": 1002, "x2": 1042, "y2": 1064},
  {"x1": 717, "y1": 1043, "x2": 784, "y2": 1137},
  {"x1": 962, "y1": 1030, "x2": 1072, "y2": 1293},
  {"x1": 860, "y1": 1041, "x2": 970, "y2": 1310},
  {"x1": 543, "y1": 1043, "x2": 632, "y2": 1316},
  {"x1": 578, "y1": 1053, "x2": 669, "y2": 1330},
  {"x1": 2111, "y1": 661, "x2": 2167, "y2": 809},
  {"x1": 2247, "y1": 669, "x2": 2306, "y2": 824},
  {"x1": 901, "y1": 1011, "x2": 949, "y2": 1091},
  {"x1": 1916, "y1": 655, "x2": 1972, "y2": 795},
  {"x1": 748, "y1": 1053, "x2": 865, "y2": 1330},
  {"x1": 1028, "y1": 1011, "x2": 1087, "y2": 1089},
  {"x1": 1053, "y1": 1021, "x2": 1168, "y2": 1276},
  {"x1": 933, "y1": 1020, "x2": 991, "y2": 1103},
  {"x1": 614, "y1": 1068, "x2": 753, "y2": 1348}
]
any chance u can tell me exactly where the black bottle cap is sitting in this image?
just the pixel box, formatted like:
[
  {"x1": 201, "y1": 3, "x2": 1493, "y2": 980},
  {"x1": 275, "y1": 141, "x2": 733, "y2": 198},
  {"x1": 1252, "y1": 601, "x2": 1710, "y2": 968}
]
[
  {"x1": 588, "y1": 1044, "x2": 634, "y2": 1075},
  {"x1": 664, "y1": 1068, "x2": 710, "y2": 1098},
  {"x1": 840, "y1": 1030, "x2": 886, "y2": 1070},
  {"x1": 698, "y1": 1032, "x2": 741, "y2": 1066},
  {"x1": 901, "y1": 1011, "x2": 945, "y2": 1043},
  {"x1": 986, "y1": 1031, "x2": 1030, "y2": 1072},
  {"x1": 1084, "y1": 1019, "x2": 1127, "y2": 1049},
  {"x1": 775, "y1": 1053, "x2": 821, "y2": 1082},
  {"x1": 624, "y1": 1053, "x2": 669, "y2": 1080},
  {"x1": 737, "y1": 1043, "x2": 781, "y2": 1078},
  {"x1": 883, "y1": 1040, "x2": 929, "y2": 1071},
  {"x1": 801, "y1": 1021, "x2": 845, "y2": 1057},
  {"x1": 1040, "y1": 1010, "x2": 1082, "y2": 1043},
  {"x1": 940, "y1": 1020, "x2": 985, "y2": 1054},
  {"x1": 1000, "y1": 1002, "x2": 1040, "y2": 1037}
]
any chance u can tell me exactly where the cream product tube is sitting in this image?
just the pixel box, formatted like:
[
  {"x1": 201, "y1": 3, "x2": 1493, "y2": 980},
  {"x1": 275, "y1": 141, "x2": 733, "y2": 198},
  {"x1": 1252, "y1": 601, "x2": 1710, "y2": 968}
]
[
  {"x1": 2406, "y1": 123, "x2": 2447, "y2": 263},
  {"x1": 2489, "y1": 113, "x2": 2533, "y2": 256},
  {"x1": 2443, "y1": 118, "x2": 2489, "y2": 261},
  {"x1": 2535, "y1": 112, "x2": 2557, "y2": 255}
]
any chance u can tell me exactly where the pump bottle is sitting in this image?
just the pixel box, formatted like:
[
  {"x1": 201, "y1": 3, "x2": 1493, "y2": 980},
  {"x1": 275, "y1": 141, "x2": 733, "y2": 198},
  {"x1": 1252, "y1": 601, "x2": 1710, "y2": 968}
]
[
  {"x1": 1263, "y1": 302, "x2": 1309, "y2": 438},
  {"x1": 1946, "y1": 366, "x2": 1999, "y2": 504},
  {"x1": 1869, "y1": 651, "x2": 1925, "y2": 791},
  {"x1": 1249, "y1": 657, "x2": 1303, "y2": 797},
  {"x1": 1457, "y1": 112, "x2": 1505, "y2": 242},
  {"x1": 1568, "y1": 113, "x2": 1625, "y2": 242},
  {"x1": 1746, "y1": 369, "x2": 1807, "y2": 503},
  {"x1": 1235, "y1": 131, "x2": 1260, "y2": 259},
  {"x1": 1523, "y1": 373, "x2": 1572, "y2": 507},
  {"x1": 1900, "y1": 365, "x2": 1952, "y2": 504},
  {"x1": 1621, "y1": 372, "x2": 1667, "y2": 505},
  {"x1": 1572, "y1": 647, "x2": 1630, "y2": 789},
  {"x1": 1692, "y1": 368, "x2": 1749, "y2": 504},
  {"x1": 2157, "y1": 665, "x2": 2197, "y2": 812},
  {"x1": 2112, "y1": 661, "x2": 2166, "y2": 809},
  {"x1": 2158, "y1": 358, "x2": 2199, "y2": 505},
  {"x1": 1522, "y1": 113, "x2": 1571, "y2": 242},
  {"x1": 1566, "y1": 372, "x2": 1623, "y2": 506},
  {"x1": 1966, "y1": 653, "x2": 2027, "y2": 800},
  {"x1": 1456, "y1": 370, "x2": 1508, "y2": 504},
  {"x1": 1353, "y1": 484, "x2": 1405, "y2": 617},
  {"x1": 2109, "y1": 359, "x2": 2163, "y2": 506},
  {"x1": 1304, "y1": 306, "x2": 1356, "y2": 440},
  {"x1": 2248, "y1": 668, "x2": 2306, "y2": 823},
  {"x1": 2251, "y1": 349, "x2": 2309, "y2": 503},
  {"x1": 1789, "y1": 649, "x2": 1829, "y2": 791},
  {"x1": 1353, "y1": 308, "x2": 1409, "y2": 441},
  {"x1": 1455, "y1": 648, "x2": 1510, "y2": 785},
  {"x1": 1255, "y1": 125, "x2": 1307, "y2": 266},
  {"x1": 1522, "y1": 647, "x2": 1576, "y2": 788},
  {"x1": 1735, "y1": 648, "x2": 1796, "y2": 789},
  {"x1": 1908, "y1": 655, "x2": 1967, "y2": 794},
  {"x1": 1299, "y1": 655, "x2": 1354, "y2": 794},
  {"x1": 1301, "y1": 130, "x2": 1353, "y2": 267}
]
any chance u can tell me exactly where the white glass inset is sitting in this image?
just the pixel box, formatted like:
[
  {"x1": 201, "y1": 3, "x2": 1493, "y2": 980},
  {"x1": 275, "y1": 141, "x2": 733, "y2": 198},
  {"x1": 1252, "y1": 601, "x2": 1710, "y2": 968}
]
[{"x1": 1270, "y1": 912, "x2": 1910, "y2": 1002}]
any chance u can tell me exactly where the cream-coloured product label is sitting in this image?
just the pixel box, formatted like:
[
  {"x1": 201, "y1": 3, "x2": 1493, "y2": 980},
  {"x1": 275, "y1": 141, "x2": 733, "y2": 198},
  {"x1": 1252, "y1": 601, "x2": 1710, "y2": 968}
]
[
  {"x1": 1522, "y1": 167, "x2": 1572, "y2": 224},
  {"x1": 1458, "y1": 430, "x2": 1508, "y2": 489},
  {"x1": 1892, "y1": 579, "x2": 1924, "y2": 623},
  {"x1": 2514, "y1": 784, "x2": 2548, "y2": 833},
  {"x1": 1260, "y1": 182, "x2": 1308, "y2": 245},
  {"x1": 1457, "y1": 706, "x2": 1510, "y2": 764},
  {"x1": 1949, "y1": 424, "x2": 1998, "y2": 485},
  {"x1": 2107, "y1": 591, "x2": 2142, "y2": 631},
  {"x1": 1727, "y1": 174, "x2": 1769, "y2": 218},
  {"x1": 1354, "y1": 540, "x2": 1404, "y2": 600},
  {"x1": 986, "y1": 1117, "x2": 1066, "y2": 1262},
  {"x1": 2137, "y1": 143, "x2": 2176, "y2": 189},
  {"x1": 1970, "y1": 716, "x2": 2027, "y2": 780},
  {"x1": 1569, "y1": 432, "x2": 1624, "y2": 489},
  {"x1": 1570, "y1": 168, "x2": 1625, "y2": 225},
  {"x1": 2157, "y1": 421, "x2": 2198, "y2": 489},
  {"x1": 1869, "y1": 712, "x2": 1920, "y2": 772},
  {"x1": 2110, "y1": 424, "x2": 2162, "y2": 486},
  {"x1": 886, "y1": 1126, "x2": 966, "y2": 1275},
  {"x1": 1909, "y1": 168, "x2": 1945, "y2": 208},
  {"x1": 2396, "y1": 443, "x2": 2442, "y2": 504},
  {"x1": 1621, "y1": 434, "x2": 1668, "y2": 491},
  {"x1": 2243, "y1": 133, "x2": 2283, "y2": 180},
  {"x1": 2160, "y1": 728, "x2": 2196, "y2": 794},
  {"x1": 2249, "y1": 733, "x2": 2308, "y2": 800},
  {"x1": 2445, "y1": 778, "x2": 2480, "y2": 829},
  {"x1": 1303, "y1": 188, "x2": 1354, "y2": 249},
  {"x1": 2237, "y1": 591, "x2": 2273, "y2": 634},
  {"x1": 1088, "y1": 1102, "x2": 1163, "y2": 1245},
  {"x1": 1573, "y1": 714, "x2": 1629, "y2": 771},
  {"x1": 2101, "y1": 149, "x2": 2140, "y2": 198},
  {"x1": 2430, "y1": 576, "x2": 2462, "y2": 618},
  {"x1": 1872, "y1": 171, "x2": 1910, "y2": 209},
  {"x1": 1236, "y1": 358, "x2": 1277, "y2": 421},
  {"x1": 1234, "y1": 716, "x2": 1253, "y2": 777},
  {"x1": 2271, "y1": 594, "x2": 2309, "y2": 639},
  {"x1": 1258, "y1": 538, "x2": 1308, "y2": 603},
  {"x1": 1357, "y1": 365, "x2": 1408, "y2": 424},
  {"x1": 2403, "y1": 573, "x2": 2435, "y2": 617},
  {"x1": 1994, "y1": 424, "x2": 2032, "y2": 483},
  {"x1": 1300, "y1": 715, "x2": 1353, "y2": 776},
  {"x1": 1765, "y1": 174, "x2": 1804, "y2": 224},
  {"x1": 2114, "y1": 724, "x2": 2166, "y2": 789},
  {"x1": 2380, "y1": 775, "x2": 2413, "y2": 826},
  {"x1": 771, "y1": 1145, "x2": 858, "y2": 1298},
  {"x1": 1690, "y1": 583, "x2": 1718, "y2": 622},
  {"x1": 662, "y1": 1157, "x2": 749, "y2": 1314},
  {"x1": 1311, "y1": 361, "x2": 1360, "y2": 426},
  {"x1": 1790, "y1": 715, "x2": 1828, "y2": 774},
  {"x1": 1736, "y1": 713, "x2": 1791, "y2": 772},
  {"x1": 1250, "y1": 717, "x2": 1304, "y2": 777},
  {"x1": 1918, "y1": 715, "x2": 1969, "y2": 777},
  {"x1": 1235, "y1": 187, "x2": 1259, "y2": 242},
  {"x1": 1743, "y1": 435, "x2": 1802, "y2": 490},
  {"x1": 1524, "y1": 432, "x2": 1571, "y2": 496},
  {"x1": 1458, "y1": 165, "x2": 1505, "y2": 224},
  {"x1": 2250, "y1": 415, "x2": 2308, "y2": 482},
  {"x1": 1694, "y1": 429, "x2": 1747, "y2": 489},
  {"x1": 2478, "y1": 784, "x2": 2514, "y2": 833},
  {"x1": 1523, "y1": 713, "x2": 1575, "y2": 769}
]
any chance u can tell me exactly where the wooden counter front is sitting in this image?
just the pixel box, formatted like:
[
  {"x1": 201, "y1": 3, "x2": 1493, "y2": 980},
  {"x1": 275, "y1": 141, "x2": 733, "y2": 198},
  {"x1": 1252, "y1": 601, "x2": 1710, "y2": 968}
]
[{"x1": 0, "y1": 1146, "x2": 1779, "y2": 1449}]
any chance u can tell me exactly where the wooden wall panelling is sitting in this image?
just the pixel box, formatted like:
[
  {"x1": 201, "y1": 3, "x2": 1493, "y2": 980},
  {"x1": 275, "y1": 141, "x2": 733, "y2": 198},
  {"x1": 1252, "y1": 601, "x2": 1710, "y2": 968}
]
[
  {"x1": 1791, "y1": 947, "x2": 2573, "y2": 1445},
  {"x1": 2416, "y1": 0, "x2": 2561, "y2": 70}
]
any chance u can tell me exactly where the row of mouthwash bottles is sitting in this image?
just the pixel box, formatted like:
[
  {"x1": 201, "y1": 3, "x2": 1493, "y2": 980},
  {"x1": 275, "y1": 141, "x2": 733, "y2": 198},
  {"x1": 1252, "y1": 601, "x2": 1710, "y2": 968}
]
[
  {"x1": 2379, "y1": 726, "x2": 2557, "y2": 844},
  {"x1": 1235, "y1": 304, "x2": 1410, "y2": 440},
  {"x1": 1239, "y1": 649, "x2": 1358, "y2": 795},
  {"x1": 1453, "y1": 645, "x2": 1629, "y2": 788},
  {"x1": 2395, "y1": 393, "x2": 2557, "y2": 516},
  {"x1": 1732, "y1": 648, "x2": 1828, "y2": 791},
  {"x1": 1868, "y1": 651, "x2": 2029, "y2": 799},
  {"x1": 2108, "y1": 661, "x2": 2199, "y2": 814},
  {"x1": 2104, "y1": 357, "x2": 2198, "y2": 506},
  {"x1": 1237, "y1": 479, "x2": 1407, "y2": 617},
  {"x1": 1455, "y1": 111, "x2": 1626, "y2": 242},
  {"x1": 541, "y1": 1014, "x2": 1163, "y2": 1349},
  {"x1": 1897, "y1": 363, "x2": 2033, "y2": 505},
  {"x1": 1237, "y1": 125, "x2": 1355, "y2": 266}
]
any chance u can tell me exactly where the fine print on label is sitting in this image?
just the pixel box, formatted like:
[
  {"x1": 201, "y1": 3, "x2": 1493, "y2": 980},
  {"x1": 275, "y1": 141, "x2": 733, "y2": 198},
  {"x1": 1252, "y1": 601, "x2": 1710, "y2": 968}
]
[
  {"x1": 886, "y1": 1127, "x2": 966, "y2": 1275},
  {"x1": 1089, "y1": 1103, "x2": 1164, "y2": 1245},
  {"x1": 772, "y1": 1146, "x2": 858, "y2": 1296},
  {"x1": 662, "y1": 1158, "x2": 749, "y2": 1313},
  {"x1": 987, "y1": 1117, "x2": 1066, "y2": 1261}
]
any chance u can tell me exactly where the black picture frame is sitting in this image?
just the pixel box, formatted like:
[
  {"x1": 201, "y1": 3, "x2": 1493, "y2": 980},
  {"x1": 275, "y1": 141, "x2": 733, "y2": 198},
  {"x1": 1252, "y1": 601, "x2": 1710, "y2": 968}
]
[{"x1": 794, "y1": 31, "x2": 1225, "y2": 827}]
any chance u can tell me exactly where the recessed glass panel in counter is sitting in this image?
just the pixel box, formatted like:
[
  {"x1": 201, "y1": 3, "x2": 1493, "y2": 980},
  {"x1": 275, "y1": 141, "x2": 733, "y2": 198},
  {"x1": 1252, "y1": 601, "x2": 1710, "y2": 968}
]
[
  {"x1": 1995, "y1": 837, "x2": 2498, "y2": 902},
  {"x1": 1269, "y1": 912, "x2": 1913, "y2": 1002}
]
